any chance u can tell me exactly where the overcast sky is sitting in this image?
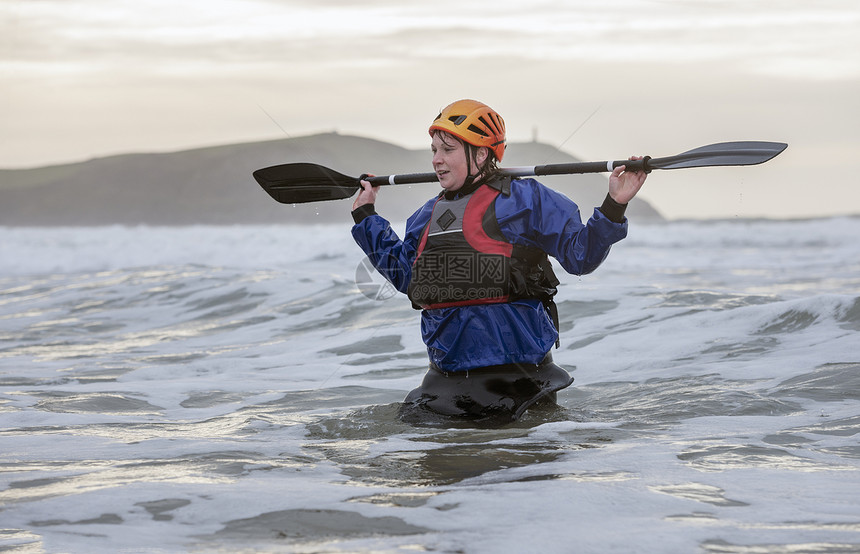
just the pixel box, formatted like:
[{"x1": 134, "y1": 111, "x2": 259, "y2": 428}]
[{"x1": 2, "y1": 0, "x2": 858, "y2": 219}]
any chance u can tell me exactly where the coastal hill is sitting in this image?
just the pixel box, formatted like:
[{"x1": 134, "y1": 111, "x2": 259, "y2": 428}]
[{"x1": 0, "y1": 133, "x2": 663, "y2": 226}]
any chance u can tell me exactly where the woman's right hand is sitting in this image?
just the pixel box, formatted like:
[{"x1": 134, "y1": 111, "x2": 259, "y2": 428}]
[{"x1": 352, "y1": 174, "x2": 379, "y2": 211}]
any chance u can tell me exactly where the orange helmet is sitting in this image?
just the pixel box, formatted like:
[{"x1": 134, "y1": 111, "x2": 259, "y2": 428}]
[{"x1": 429, "y1": 99, "x2": 507, "y2": 162}]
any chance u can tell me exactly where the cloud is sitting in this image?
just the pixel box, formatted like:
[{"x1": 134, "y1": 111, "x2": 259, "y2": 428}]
[{"x1": 3, "y1": 0, "x2": 858, "y2": 80}]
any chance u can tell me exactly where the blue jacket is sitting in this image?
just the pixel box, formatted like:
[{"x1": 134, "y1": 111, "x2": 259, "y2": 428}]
[{"x1": 351, "y1": 177, "x2": 628, "y2": 371}]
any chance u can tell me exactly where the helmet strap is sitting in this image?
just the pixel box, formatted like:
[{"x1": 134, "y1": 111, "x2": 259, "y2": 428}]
[{"x1": 462, "y1": 143, "x2": 479, "y2": 189}]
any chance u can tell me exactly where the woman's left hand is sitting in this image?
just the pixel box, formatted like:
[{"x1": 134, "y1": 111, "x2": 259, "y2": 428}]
[{"x1": 608, "y1": 156, "x2": 648, "y2": 205}]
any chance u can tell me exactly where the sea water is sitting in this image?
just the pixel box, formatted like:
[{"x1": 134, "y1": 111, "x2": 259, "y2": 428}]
[{"x1": 1, "y1": 217, "x2": 859, "y2": 553}]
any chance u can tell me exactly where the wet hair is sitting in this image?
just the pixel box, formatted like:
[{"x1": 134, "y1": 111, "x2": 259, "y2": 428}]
[{"x1": 432, "y1": 130, "x2": 501, "y2": 182}]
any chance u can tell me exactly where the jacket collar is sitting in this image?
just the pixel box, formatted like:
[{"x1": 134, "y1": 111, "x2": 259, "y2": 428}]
[{"x1": 442, "y1": 173, "x2": 510, "y2": 200}]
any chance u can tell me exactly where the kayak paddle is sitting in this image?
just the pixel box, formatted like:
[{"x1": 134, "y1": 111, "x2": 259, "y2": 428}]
[{"x1": 253, "y1": 140, "x2": 787, "y2": 205}]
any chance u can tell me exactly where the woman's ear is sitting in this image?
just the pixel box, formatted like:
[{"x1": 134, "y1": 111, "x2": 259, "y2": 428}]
[{"x1": 475, "y1": 146, "x2": 489, "y2": 168}]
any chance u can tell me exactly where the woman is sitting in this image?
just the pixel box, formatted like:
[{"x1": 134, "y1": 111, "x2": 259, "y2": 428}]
[{"x1": 351, "y1": 99, "x2": 646, "y2": 422}]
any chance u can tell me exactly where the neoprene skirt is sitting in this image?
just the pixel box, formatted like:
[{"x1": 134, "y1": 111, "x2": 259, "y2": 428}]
[{"x1": 401, "y1": 354, "x2": 573, "y2": 423}]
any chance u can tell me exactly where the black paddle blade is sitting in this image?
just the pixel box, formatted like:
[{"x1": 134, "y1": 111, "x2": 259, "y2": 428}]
[
  {"x1": 253, "y1": 163, "x2": 360, "y2": 204},
  {"x1": 649, "y1": 141, "x2": 787, "y2": 170}
]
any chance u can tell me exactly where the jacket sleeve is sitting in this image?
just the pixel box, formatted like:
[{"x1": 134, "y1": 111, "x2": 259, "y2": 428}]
[
  {"x1": 495, "y1": 178, "x2": 628, "y2": 276},
  {"x1": 350, "y1": 200, "x2": 434, "y2": 293}
]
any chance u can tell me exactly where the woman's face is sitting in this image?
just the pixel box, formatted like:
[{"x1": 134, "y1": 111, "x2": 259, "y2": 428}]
[{"x1": 431, "y1": 132, "x2": 470, "y2": 192}]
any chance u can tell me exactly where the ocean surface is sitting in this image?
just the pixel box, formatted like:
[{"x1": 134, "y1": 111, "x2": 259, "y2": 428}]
[{"x1": 1, "y1": 217, "x2": 859, "y2": 553}]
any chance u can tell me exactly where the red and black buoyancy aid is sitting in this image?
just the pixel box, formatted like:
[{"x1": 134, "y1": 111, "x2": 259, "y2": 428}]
[{"x1": 407, "y1": 177, "x2": 560, "y2": 336}]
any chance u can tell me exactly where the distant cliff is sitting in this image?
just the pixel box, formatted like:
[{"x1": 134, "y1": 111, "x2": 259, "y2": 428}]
[{"x1": 0, "y1": 133, "x2": 664, "y2": 226}]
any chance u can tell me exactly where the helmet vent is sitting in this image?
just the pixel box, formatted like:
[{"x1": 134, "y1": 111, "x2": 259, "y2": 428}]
[
  {"x1": 449, "y1": 115, "x2": 467, "y2": 125},
  {"x1": 478, "y1": 115, "x2": 499, "y2": 134},
  {"x1": 467, "y1": 124, "x2": 489, "y2": 137}
]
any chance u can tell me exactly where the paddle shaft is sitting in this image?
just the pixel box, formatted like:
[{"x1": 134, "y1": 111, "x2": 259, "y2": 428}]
[{"x1": 365, "y1": 158, "x2": 649, "y2": 186}]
